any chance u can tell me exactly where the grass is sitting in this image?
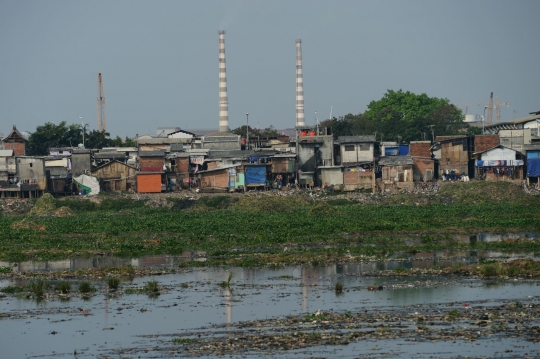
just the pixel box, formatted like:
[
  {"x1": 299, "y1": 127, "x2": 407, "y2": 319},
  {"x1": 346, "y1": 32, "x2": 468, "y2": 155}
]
[
  {"x1": 28, "y1": 279, "x2": 48, "y2": 297},
  {"x1": 219, "y1": 272, "x2": 235, "y2": 288},
  {"x1": 172, "y1": 338, "x2": 196, "y2": 344},
  {"x1": 78, "y1": 281, "x2": 96, "y2": 293},
  {"x1": 181, "y1": 283, "x2": 189, "y2": 288},
  {"x1": 335, "y1": 282, "x2": 344, "y2": 294},
  {"x1": 107, "y1": 277, "x2": 121, "y2": 290},
  {"x1": 145, "y1": 280, "x2": 160, "y2": 294},
  {"x1": 0, "y1": 285, "x2": 25, "y2": 293},
  {"x1": 0, "y1": 266, "x2": 12, "y2": 274},
  {"x1": 55, "y1": 281, "x2": 71, "y2": 294}
]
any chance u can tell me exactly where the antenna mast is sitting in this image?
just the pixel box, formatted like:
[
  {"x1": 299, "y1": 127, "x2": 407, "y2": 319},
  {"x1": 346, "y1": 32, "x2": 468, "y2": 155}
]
[{"x1": 96, "y1": 73, "x2": 107, "y2": 132}]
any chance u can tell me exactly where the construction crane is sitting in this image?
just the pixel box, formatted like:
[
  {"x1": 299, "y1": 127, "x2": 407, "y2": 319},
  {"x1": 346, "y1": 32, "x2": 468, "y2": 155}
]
[
  {"x1": 456, "y1": 92, "x2": 509, "y2": 123},
  {"x1": 96, "y1": 73, "x2": 107, "y2": 132}
]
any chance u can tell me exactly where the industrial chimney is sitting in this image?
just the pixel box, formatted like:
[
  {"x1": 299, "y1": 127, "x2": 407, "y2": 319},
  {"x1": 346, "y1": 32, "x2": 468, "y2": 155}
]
[
  {"x1": 218, "y1": 30, "x2": 229, "y2": 132},
  {"x1": 295, "y1": 39, "x2": 305, "y2": 127}
]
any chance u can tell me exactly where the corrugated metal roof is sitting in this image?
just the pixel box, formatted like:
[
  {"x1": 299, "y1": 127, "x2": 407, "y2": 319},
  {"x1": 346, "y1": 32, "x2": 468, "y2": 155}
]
[
  {"x1": 338, "y1": 135, "x2": 376, "y2": 143},
  {"x1": 378, "y1": 155, "x2": 414, "y2": 166},
  {"x1": 139, "y1": 150, "x2": 165, "y2": 157}
]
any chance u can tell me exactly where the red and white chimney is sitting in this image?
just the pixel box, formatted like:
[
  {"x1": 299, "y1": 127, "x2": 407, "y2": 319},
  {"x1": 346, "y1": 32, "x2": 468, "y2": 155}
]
[
  {"x1": 295, "y1": 39, "x2": 305, "y2": 127},
  {"x1": 219, "y1": 30, "x2": 229, "y2": 132}
]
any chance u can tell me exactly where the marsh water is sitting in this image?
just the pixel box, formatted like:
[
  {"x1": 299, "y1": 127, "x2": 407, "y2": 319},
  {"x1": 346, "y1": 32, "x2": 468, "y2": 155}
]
[{"x1": 1, "y1": 254, "x2": 540, "y2": 358}]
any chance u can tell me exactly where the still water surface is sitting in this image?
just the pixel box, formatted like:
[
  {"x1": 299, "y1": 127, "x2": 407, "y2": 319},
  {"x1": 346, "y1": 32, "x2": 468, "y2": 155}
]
[{"x1": 1, "y1": 262, "x2": 539, "y2": 358}]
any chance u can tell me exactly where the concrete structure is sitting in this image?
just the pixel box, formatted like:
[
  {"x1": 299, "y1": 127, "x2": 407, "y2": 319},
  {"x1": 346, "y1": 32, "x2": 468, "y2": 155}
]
[
  {"x1": 218, "y1": 31, "x2": 229, "y2": 132},
  {"x1": 71, "y1": 149, "x2": 91, "y2": 177},
  {"x1": 483, "y1": 111, "x2": 540, "y2": 135},
  {"x1": 338, "y1": 136, "x2": 377, "y2": 165},
  {"x1": 297, "y1": 127, "x2": 334, "y2": 172},
  {"x1": 318, "y1": 166, "x2": 343, "y2": 188},
  {"x1": 1, "y1": 126, "x2": 27, "y2": 155},
  {"x1": 295, "y1": 39, "x2": 305, "y2": 127},
  {"x1": 0, "y1": 156, "x2": 46, "y2": 198},
  {"x1": 498, "y1": 129, "x2": 532, "y2": 153},
  {"x1": 91, "y1": 160, "x2": 137, "y2": 192},
  {"x1": 0, "y1": 149, "x2": 15, "y2": 182},
  {"x1": 202, "y1": 132, "x2": 241, "y2": 151}
]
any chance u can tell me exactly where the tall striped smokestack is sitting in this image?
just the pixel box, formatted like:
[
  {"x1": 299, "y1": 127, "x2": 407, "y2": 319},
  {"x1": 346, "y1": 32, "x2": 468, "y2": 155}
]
[
  {"x1": 295, "y1": 39, "x2": 305, "y2": 127},
  {"x1": 218, "y1": 30, "x2": 229, "y2": 132}
]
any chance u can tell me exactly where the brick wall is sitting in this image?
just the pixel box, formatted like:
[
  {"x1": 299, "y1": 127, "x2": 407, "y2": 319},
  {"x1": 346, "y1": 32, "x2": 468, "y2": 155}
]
[
  {"x1": 412, "y1": 157, "x2": 435, "y2": 181},
  {"x1": 175, "y1": 157, "x2": 189, "y2": 173},
  {"x1": 200, "y1": 170, "x2": 229, "y2": 188},
  {"x1": 409, "y1": 142, "x2": 431, "y2": 157},
  {"x1": 207, "y1": 161, "x2": 218, "y2": 170},
  {"x1": 474, "y1": 135, "x2": 499, "y2": 153},
  {"x1": 4, "y1": 142, "x2": 25, "y2": 156},
  {"x1": 140, "y1": 157, "x2": 163, "y2": 172}
]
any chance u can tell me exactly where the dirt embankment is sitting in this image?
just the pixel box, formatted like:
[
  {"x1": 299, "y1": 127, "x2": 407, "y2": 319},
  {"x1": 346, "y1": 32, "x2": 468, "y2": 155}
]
[{"x1": 2, "y1": 181, "x2": 540, "y2": 215}]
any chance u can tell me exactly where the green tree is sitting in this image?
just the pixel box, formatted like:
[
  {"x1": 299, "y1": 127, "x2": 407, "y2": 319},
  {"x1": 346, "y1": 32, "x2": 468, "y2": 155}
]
[
  {"x1": 27, "y1": 121, "x2": 83, "y2": 155},
  {"x1": 365, "y1": 90, "x2": 464, "y2": 142}
]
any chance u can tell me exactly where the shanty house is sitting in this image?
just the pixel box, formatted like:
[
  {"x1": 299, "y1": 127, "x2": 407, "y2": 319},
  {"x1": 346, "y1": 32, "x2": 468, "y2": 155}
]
[
  {"x1": 378, "y1": 156, "x2": 414, "y2": 191},
  {"x1": 0, "y1": 126, "x2": 27, "y2": 156},
  {"x1": 338, "y1": 135, "x2": 377, "y2": 191},
  {"x1": 409, "y1": 141, "x2": 435, "y2": 182},
  {"x1": 91, "y1": 160, "x2": 137, "y2": 192},
  {"x1": 139, "y1": 150, "x2": 165, "y2": 172},
  {"x1": 474, "y1": 145, "x2": 525, "y2": 182},
  {"x1": 435, "y1": 136, "x2": 473, "y2": 179}
]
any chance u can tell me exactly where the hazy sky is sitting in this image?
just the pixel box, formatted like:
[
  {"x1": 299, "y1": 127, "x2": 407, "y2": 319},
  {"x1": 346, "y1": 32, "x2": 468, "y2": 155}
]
[{"x1": 1, "y1": 0, "x2": 539, "y2": 138}]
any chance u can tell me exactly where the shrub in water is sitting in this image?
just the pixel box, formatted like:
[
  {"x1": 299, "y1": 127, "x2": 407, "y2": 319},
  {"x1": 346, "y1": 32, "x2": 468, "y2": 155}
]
[
  {"x1": 28, "y1": 279, "x2": 48, "y2": 297},
  {"x1": 107, "y1": 277, "x2": 121, "y2": 290},
  {"x1": 55, "y1": 281, "x2": 71, "y2": 294},
  {"x1": 145, "y1": 280, "x2": 160, "y2": 294},
  {"x1": 78, "y1": 281, "x2": 96, "y2": 293}
]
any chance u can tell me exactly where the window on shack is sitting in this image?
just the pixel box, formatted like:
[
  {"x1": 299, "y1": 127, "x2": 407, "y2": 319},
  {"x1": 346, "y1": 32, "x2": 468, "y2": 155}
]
[
  {"x1": 344, "y1": 145, "x2": 354, "y2": 152},
  {"x1": 359, "y1": 144, "x2": 370, "y2": 151}
]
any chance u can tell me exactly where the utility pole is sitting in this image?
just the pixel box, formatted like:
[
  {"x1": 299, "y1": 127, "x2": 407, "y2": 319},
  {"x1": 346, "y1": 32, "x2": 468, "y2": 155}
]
[
  {"x1": 96, "y1": 73, "x2": 107, "y2": 132},
  {"x1": 246, "y1": 113, "x2": 249, "y2": 150}
]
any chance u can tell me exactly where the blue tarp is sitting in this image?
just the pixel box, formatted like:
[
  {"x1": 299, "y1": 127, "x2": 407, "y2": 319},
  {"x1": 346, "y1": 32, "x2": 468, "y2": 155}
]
[
  {"x1": 385, "y1": 147, "x2": 399, "y2": 156},
  {"x1": 245, "y1": 166, "x2": 267, "y2": 185},
  {"x1": 399, "y1": 145, "x2": 409, "y2": 156},
  {"x1": 527, "y1": 159, "x2": 540, "y2": 177}
]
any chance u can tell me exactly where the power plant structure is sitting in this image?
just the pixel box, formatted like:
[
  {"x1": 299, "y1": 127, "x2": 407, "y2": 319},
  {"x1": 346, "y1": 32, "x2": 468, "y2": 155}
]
[
  {"x1": 218, "y1": 30, "x2": 229, "y2": 132},
  {"x1": 96, "y1": 72, "x2": 107, "y2": 132},
  {"x1": 295, "y1": 39, "x2": 305, "y2": 127}
]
